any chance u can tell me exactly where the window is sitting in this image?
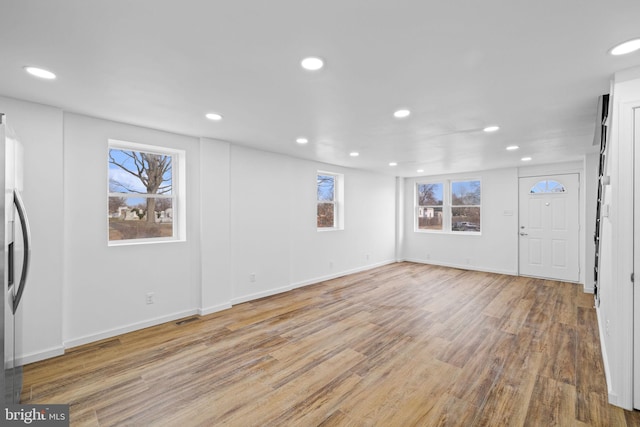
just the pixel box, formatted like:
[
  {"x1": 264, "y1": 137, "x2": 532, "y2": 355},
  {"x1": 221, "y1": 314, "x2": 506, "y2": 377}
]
[
  {"x1": 416, "y1": 179, "x2": 481, "y2": 233},
  {"x1": 417, "y1": 183, "x2": 443, "y2": 231},
  {"x1": 529, "y1": 179, "x2": 566, "y2": 193},
  {"x1": 108, "y1": 140, "x2": 185, "y2": 244},
  {"x1": 317, "y1": 172, "x2": 343, "y2": 230},
  {"x1": 451, "y1": 180, "x2": 481, "y2": 232}
]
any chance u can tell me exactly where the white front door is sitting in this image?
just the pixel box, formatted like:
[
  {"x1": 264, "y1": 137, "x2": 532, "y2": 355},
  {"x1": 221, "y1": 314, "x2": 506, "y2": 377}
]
[{"x1": 518, "y1": 173, "x2": 579, "y2": 282}]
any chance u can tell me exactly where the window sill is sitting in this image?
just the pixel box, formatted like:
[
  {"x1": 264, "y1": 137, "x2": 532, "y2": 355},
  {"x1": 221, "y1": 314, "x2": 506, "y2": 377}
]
[
  {"x1": 317, "y1": 227, "x2": 344, "y2": 233},
  {"x1": 108, "y1": 236, "x2": 186, "y2": 246},
  {"x1": 415, "y1": 229, "x2": 482, "y2": 236}
]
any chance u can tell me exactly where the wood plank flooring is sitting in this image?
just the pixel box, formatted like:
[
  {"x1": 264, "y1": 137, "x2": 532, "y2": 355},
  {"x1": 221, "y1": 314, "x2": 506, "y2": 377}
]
[{"x1": 20, "y1": 262, "x2": 640, "y2": 426}]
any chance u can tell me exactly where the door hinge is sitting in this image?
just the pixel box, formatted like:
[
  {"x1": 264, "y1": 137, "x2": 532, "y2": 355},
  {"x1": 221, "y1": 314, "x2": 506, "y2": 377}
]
[{"x1": 632, "y1": 272, "x2": 635, "y2": 283}]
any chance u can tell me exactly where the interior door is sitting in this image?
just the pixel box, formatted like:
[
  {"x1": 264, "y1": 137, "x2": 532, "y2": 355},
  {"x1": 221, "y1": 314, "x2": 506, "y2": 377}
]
[{"x1": 518, "y1": 173, "x2": 580, "y2": 282}]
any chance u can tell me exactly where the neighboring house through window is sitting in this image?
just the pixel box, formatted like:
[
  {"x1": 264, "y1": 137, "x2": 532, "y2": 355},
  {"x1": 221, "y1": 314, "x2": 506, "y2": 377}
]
[
  {"x1": 108, "y1": 139, "x2": 185, "y2": 244},
  {"x1": 416, "y1": 179, "x2": 481, "y2": 233}
]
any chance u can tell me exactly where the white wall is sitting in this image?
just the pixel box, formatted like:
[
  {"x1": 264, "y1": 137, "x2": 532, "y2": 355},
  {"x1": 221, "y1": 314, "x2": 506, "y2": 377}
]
[
  {"x1": 288, "y1": 157, "x2": 397, "y2": 287},
  {"x1": 596, "y1": 67, "x2": 640, "y2": 409},
  {"x1": 229, "y1": 145, "x2": 397, "y2": 303},
  {"x1": 0, "y1": 96, "x2": 64, "y2": 363},
  {"x1": 402, "y1": 168, "x2": 519, "y2": 275},
  {"x1": 199, "y1": 138, "x2": 232, "y2": 315},
  {"x1": 63, "y1": 113, "x2": 202, "y2": 347}
]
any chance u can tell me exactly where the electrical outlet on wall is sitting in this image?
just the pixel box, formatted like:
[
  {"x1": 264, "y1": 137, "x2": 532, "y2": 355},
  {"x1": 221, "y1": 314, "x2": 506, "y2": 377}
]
[
  {"x1": 146, "y1": 292, "x2": 155, "y2": 305},
  {"x1": 249, "y1": 273, "x2": 256, "y2": 282}
]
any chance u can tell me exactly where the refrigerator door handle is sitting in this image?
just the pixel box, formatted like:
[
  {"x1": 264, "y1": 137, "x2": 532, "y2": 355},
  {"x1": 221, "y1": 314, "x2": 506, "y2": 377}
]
[{"x1": 12, "y1": 189, "x2": 31, "y2": 314}]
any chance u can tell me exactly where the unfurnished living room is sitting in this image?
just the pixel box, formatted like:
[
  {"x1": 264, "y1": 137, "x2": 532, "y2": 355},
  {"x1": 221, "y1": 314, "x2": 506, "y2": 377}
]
[{"x1": 2, "y1": 1, "x2": 640, "y2": 426}]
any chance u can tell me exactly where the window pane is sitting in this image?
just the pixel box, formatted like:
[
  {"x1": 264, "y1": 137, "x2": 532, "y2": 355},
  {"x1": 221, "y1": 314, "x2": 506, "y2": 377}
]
[
  {"x1": 317, "y1": 203, "x2": 335, "y2": 228},
  {"x1": 452, "y1": 207, "x2": 480, "y2": 232},
  {"x1": 451, "y1": 180, "x2": 480, "y2": 205},
  {"x1": 418, "y1": 206, "x2": 443, "y2": 230},
  {"x1": 109, "y1": 149, "x2": 173, "y2": 195},
  {"x1": 317, "y1": 175, "x2": 335, "y2": 201},
  {"x1": 108, "y1": 196, "x2": 174, "y2": 240},
  {"x1": 529, "y1": 179, "x2": 566, "y2": 194},
  {"x1": 417, "y1": 183, "x2": 443, "y2": 206}
]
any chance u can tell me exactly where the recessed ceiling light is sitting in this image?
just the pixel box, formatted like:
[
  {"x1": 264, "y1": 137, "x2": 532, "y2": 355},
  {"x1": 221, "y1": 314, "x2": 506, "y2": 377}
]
[
  {"x1": 205, "y1": 113, "x2": 223, "y2": 121},
  {"x1": 417, "y1": 169, "x2": 424, "y2": 173},
  {"x1": 610, "y1": 38, "x2": 640, "y2": 56},
  {"x1": 521, "y1": 157, "x2": 532, "y2": 162},
  {"x1": 389, "y1": 162, "x2": 398, "y2": 166},
  {"x1": 483, "y1": 125, "x2": 500, "y2": 132},
  {"x1": 393, "y1": 109, "x2": 411, "y2": 118},
  {"x1": 349, "y1": 152, "x2": 360, "y2": 157},
  {"x1": 24, "y1": 66, "x2": 56, "y2": 80},
  {"x1": 296, "y1": 137, "x2": 308, "y2": 144},
  {"x1": 506, "y1": 145, "x2": 519, "y2": 151},
  {"x1": 301, "y1": 57, "x2": 324, "y2": 71}
]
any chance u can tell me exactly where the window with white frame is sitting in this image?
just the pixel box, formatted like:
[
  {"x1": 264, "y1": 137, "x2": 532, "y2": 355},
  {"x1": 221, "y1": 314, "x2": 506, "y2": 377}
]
[
  {"x1": 108, "y1": 139, "x2": 185, "y2": 244},
  {"x1": 317, "y1": 172, "x2": 343, "y2": 230},
  {"x1": 416, "y1": 179, "x2": 481, "y2": 233},
  {"x1": 417, "y1": 183, "x2": 444, "y2": 231},
  {"x1": 450, "y1": 180, "x2": 481, "y2": 232}
]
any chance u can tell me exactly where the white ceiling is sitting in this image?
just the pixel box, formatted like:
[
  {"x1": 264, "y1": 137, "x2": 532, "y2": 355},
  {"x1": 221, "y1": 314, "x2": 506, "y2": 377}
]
[{"x1": 2, "y1": 1, "x2": 640, "y2": 177}]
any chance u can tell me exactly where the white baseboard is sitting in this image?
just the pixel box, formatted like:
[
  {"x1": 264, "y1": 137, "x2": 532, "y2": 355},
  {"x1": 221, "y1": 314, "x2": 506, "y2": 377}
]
[
  {"x1": 290, "y1": 259, "x2": 396, "y2": 289},
  {"x1": 231, "y1": 284, "x2": 293, "y2": 305},
  {"x1": 403, "y1": 257, "x2": 518, "y2": 276},
  {"x1": 230, "y1": 260, "x2": 396, "y2": 304},
  {"x1": 64, "y1": 308, "x2": 199, "y2": 350},
  {"x1": 198, "y1": 302, "x2": 232, "y2": 316},
  {"x1": 53, "y1": 260, "x2": 399, "y2": 359},
  {"x1": 17, "y1": 345, "x2": 65, "y2": 366}
]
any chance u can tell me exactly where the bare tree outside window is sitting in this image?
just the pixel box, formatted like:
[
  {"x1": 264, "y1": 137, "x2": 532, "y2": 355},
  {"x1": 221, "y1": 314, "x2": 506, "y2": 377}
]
[
  {"x1": 108, "y1": 145, "x2": 176, "y2": 241},
  {"x1": 451, "y1": 180, "x2": 481, "y2": 232},
  {"x1": 417, "y1": 183, "x2": 443, "y2": 230},
  {"x1": 317, "y1": 174, "x2": 336, "y2": 228}
]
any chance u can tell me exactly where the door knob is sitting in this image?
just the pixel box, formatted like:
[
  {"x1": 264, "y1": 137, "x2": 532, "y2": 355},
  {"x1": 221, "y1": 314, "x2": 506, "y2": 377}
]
[{"x1": 520, "y1": 232, "x2": 528, "y2": 236}]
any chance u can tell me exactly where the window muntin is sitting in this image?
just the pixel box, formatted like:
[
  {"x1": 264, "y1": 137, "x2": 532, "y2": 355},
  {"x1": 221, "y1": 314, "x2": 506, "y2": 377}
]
[
  {"x1": 108, "y1": 140, "x2": 183, "y2": 244},
  {"x1": 451, "y1": 180, "x2": 481, "y2": 232},
  {"x1": 417, "y1": 183, "x2": 444, "y2": 231},
  {"x1": 317, "y1": 174, "x2": 336, "y2": 228},
  {"x1": 415, "y1": 179, "x2": 481, "y2": 234},
  {"x1": 529, "y1": 179, "x2": 566, "y2": 194}
]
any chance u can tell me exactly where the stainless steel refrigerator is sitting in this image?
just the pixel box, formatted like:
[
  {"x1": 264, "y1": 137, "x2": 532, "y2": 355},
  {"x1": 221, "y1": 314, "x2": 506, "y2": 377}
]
[{"x1": 0, "y1": 113, "x2": 32, "y2": 405}]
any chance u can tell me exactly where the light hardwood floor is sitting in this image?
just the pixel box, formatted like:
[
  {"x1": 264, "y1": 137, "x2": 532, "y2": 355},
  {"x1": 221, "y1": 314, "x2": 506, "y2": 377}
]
[{"x1": 21, "y1": 262, "x2": 640, "y2": 426}]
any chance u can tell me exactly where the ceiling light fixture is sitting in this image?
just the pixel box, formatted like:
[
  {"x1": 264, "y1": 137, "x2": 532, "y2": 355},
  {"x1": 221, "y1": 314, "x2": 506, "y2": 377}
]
[
  {"x1": 24, "y1": 66, "x2": 56, "y2": 80},
  {"x1": 506, "y1": 145, "x2": 519, "y2": 151},
  {"x1": 610, "y1": 38, "x2": 640, "y2": 56},
  {"x1": 389, "y1": 162, "x2": 398, "y2": 166},
  {"x1": 393, "y1": 109, "x2": 411, "y2": 118},
  {"x1": 349, "y1": 152, "x2": 360, "y2": 157},
  {"x1": 205, "y1": 113, "x2": 223, "y2": 121},
  {"x1": 296, "y1": 137, "x2": 308, "y2": 144},
  {"x1": 301, "y1": 57, "x2": 324, "y2": 71},
  {"x1": 417, "y1": 169, "x2": 424, "y2": 173},
  {"x1": 483, "y1": 125, "x2": 500, "y2": 132},
  {"x1": 521, "y1": 157, "x2": 532, "y2": 162}
]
